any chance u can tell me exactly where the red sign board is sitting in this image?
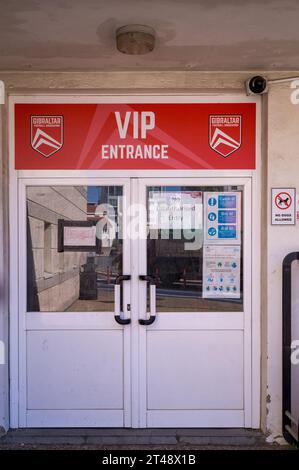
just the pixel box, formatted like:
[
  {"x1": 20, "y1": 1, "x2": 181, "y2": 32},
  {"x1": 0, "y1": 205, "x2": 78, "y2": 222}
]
[{"x1": 15, "y1": 103, "x2": 256, "y2": 170}]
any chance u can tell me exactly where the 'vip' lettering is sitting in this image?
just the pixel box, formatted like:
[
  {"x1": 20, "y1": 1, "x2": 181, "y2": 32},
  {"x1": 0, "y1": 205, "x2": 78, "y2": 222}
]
[{"x1": 115, "y1": 111, "x2": 155, "y2": 139}]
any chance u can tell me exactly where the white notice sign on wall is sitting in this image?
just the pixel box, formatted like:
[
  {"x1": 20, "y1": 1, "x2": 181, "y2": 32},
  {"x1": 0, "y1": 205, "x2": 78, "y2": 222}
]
[
  {"x1": 271, "y1": 188, "x2": 296, "y2": 225},
  {"x1": 64, "y1": 226, "x2": 96, "y2": 246}
]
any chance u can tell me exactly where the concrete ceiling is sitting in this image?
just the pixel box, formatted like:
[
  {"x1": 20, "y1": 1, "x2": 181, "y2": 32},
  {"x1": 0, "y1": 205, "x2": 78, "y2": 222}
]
[{"x1": 0, "y1": 0, "x2": 299, "y2": 71}]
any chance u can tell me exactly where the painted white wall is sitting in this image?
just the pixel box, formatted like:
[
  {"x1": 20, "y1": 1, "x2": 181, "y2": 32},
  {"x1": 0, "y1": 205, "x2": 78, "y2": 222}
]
[
  {"x1": 0, "y1": 97, "x2": 9, "y2": 434},
  {"x1": 266, "y1": 84, "x2": 299, "y2": 441}
]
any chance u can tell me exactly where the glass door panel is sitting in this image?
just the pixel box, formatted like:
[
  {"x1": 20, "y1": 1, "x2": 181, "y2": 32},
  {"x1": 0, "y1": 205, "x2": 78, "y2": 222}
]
[
  {"x1": 146, "y1": 186, "x2": 243, "y2": 312},
  {"x1": 26, "y1": 185, "x2": 123, "y2": 312}
]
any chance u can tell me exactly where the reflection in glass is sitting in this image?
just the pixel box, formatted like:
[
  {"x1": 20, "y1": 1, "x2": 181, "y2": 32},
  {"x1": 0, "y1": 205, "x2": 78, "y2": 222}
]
[
  {"x1": 26, "y1": 186, "x2": 123, "y2": 312},
  {"x1": 147, "y1": 186, "x2": 243, "y2": 312}
]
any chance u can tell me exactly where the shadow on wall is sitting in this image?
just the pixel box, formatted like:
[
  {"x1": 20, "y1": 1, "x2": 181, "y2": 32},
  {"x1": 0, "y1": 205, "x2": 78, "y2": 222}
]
[{"x1": 26, "y1": 202, "x2": 40, "y2": 312}]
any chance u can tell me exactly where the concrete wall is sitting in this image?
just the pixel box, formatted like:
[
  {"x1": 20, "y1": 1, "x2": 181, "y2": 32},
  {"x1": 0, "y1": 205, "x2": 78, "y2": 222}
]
[{"x1": 0, "y1": 71, "x2": 298, "y2": 437}]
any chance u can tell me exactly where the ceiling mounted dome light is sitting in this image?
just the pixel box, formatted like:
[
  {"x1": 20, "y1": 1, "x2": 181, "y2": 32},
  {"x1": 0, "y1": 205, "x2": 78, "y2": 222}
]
[{"x1": 116, "y1": 25, "x2": 155, "y2": 55}]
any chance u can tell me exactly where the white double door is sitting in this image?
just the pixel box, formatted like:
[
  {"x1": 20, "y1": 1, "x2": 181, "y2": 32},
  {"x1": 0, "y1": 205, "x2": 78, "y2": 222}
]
[{"x1": 17, "y1": 176, "x2": 253, "y2": 428}]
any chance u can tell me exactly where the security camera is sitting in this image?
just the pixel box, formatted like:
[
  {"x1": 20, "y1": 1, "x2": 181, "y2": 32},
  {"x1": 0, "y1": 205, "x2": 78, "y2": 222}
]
[{"x1": 245, "y1": 75, "x2": 268, "y2": 95}]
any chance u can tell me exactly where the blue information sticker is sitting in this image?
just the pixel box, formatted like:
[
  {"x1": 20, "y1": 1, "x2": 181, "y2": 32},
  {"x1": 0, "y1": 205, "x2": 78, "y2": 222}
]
[
  {"x1": 208, "y1": 227, "x2": 217, "y2": 237},
  {"x1": 218, "y1": 195, "x2": 236, "y2": 209},
  {"x1": 208, "y1": 212, "x2": 217, "y2": 221},
  {"x1": 208, "y1": 197, "x2": 217, "y2": 206},
  {"x1": 218, "y1": 225, "x2": 237, "y2": 239},
  {"x1": 218, "y1": 210, "x2": 236, "y2": 223}
]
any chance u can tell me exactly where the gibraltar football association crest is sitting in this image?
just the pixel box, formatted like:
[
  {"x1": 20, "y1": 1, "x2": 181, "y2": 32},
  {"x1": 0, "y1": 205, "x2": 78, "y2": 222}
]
[
  {"x1": 31, "y1": 115, "x2": 63, "y2": 157},
  {"x1": 209, "y1": 115, "x2": 242, "y2": 157}
]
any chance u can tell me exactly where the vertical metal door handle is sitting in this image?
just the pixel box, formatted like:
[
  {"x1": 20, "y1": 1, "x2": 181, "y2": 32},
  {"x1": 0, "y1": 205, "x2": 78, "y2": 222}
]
[
  {"x1": 114, "y1": 274, "x2": 131, "y2": 325},
  {"x1": 139, "y1": 275, "x2": 156, "y2": 325}
]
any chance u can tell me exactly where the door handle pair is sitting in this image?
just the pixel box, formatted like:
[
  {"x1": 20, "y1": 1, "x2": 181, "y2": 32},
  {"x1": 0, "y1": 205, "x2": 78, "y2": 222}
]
[{"x1": 114, "y1": 274, "x2": 156, "y2": 325}]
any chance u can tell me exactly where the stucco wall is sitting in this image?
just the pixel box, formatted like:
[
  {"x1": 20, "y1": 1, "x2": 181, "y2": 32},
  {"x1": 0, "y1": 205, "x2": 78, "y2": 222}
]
[{"x1": 266, "y1": 85, "x2": 299, "y2": 440}]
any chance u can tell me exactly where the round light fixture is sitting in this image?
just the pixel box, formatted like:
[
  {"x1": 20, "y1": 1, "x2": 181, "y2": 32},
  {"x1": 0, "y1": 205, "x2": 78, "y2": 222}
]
[{"x1": 116, "y1": 25, "x2": 155, "y2": 55}]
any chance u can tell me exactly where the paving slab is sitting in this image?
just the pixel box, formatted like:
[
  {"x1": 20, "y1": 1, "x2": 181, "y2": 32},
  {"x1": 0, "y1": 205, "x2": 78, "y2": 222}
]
[
  {"x1": 177, "y1": 436, "x2": 259, "y2": 446},
  {"x1": 3, "y1": 428, "x2": 179, "y2": 437},
  {"x1": 177, "y1": 428, "x2": 262, "y2": 437}
]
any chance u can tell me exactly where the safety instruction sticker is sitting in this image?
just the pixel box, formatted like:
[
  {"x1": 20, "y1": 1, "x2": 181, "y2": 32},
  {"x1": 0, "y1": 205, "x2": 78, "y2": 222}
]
[
  {"x1": 271, "y1": 188, "x2": 295, "y2": 225},
  {"x1": 202, "y1": 245, "x2": 241, "y2": 299},
  {"x1": 204, "y1": 192, "x2": 241, "y2": 244}
]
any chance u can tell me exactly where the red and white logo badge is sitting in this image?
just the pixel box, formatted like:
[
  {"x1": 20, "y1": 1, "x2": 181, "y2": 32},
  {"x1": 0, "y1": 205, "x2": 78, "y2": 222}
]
[
  {"x1": 31, "y1": 115, "x2": 63, "y2": 157},
  {"x1": 209, "y1": 115, "x2": 242, "y2": 157}
]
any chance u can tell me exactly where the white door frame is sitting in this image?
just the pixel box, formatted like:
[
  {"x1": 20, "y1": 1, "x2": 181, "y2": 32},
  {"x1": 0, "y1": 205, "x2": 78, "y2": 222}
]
[{"x1": 9, "y1": 93, "x2": 261, "y2": 428}]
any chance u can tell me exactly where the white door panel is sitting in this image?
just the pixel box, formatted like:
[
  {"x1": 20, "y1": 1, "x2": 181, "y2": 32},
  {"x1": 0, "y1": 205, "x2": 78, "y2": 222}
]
[
  {"x1": 26, "y1": 410, "x2": 123, "y2": 428},
  {"x1": 147, "y1": 410, "x2": 244, "y2": 428},
  {"x1": 27, "y1": 330, "x2": 124, "y2": 410}
]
